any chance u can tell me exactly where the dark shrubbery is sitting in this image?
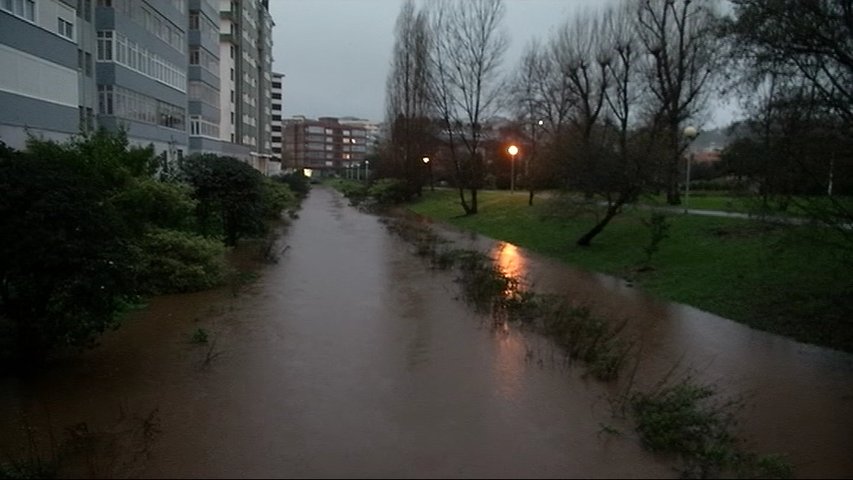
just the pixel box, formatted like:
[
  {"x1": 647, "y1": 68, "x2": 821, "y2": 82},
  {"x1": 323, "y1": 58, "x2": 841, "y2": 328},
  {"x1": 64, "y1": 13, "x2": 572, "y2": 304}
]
[
  {"x1": 0, "y1": 132, "x2": 297, "y2": 368},
  {"x1": 273, "y1": 172, "x2": 311, "y2": 199}
]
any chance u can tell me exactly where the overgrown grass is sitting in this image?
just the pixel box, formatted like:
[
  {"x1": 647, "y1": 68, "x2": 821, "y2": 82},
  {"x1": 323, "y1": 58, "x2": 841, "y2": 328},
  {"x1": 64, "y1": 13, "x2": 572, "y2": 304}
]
[
  {"x1": 408, "y1": 189, "x2": 853, "y2": 352},
  {"x1": 381, "y1": 217, "x2": 631, "y2": 381},
  {"x1": 383, "y1": 215, "x2": 791, "y2": 477},
  {"x1": 626, "y1": 377, "x2": 793, "y2": 478}
]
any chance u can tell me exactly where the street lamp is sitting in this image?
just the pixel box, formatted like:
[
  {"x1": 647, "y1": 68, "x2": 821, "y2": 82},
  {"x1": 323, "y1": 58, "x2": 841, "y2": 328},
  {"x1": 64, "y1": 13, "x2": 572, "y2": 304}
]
[
  {"x1": 364, "y1": 160, "x2": 369, "y2": 182},
  {"x1": 683, "y1": 125, "x2": 699, "y2": 213},
  {"x1": 507, "y1": 145, "x2": 519, "y2": 194},
  {"x1": 422, "y1": 156, "x2": 433, "y2": 191}
]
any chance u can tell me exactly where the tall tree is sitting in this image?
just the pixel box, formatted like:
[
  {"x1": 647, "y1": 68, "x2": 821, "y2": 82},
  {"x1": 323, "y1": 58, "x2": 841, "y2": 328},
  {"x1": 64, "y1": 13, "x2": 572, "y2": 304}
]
[
  {"x1": 725, "y1": 0, "x2": 853, "y2": 252},
  {"x1": 552, "y1": 8, "x2": 611, "y2": 197},
  {"x1": 427, "y1": 0, "x2": 508, "y2": 215},
  {"x1": 635, "y1": 0, "x2": 723, "y2": 205},
  {"x1": 385, "y1": 0, "x2": 433, "y2": 195}
]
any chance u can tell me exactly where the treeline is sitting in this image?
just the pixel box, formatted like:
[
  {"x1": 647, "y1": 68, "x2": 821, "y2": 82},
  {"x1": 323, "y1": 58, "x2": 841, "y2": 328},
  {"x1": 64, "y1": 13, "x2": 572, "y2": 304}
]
[
  {"x1": 379, "y1": 0, "x2": 852, "y2": 247},
  {"x1": 0, "y1": 130, "x2": 308, "y2": 369}
]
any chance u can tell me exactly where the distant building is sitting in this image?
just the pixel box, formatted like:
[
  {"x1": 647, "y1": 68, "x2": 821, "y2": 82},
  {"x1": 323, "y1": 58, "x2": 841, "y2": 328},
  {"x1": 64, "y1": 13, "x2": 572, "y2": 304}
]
[
  {"x1": 283, "y1": 116, "x2": 368, "y2": 178},
  {"x1": 271, "y1": 71, "x2": 283, "y2": 157}
]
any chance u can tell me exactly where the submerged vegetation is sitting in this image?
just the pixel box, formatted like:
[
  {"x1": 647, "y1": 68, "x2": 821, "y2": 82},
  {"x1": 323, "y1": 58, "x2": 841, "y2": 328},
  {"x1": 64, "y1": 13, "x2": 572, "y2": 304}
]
[
  {"x1": 382, "y1": 214, "x2": 793, "y2": 478},
  {"x1": 0, "y1": 131, "x2": 306, "y2": 370}
]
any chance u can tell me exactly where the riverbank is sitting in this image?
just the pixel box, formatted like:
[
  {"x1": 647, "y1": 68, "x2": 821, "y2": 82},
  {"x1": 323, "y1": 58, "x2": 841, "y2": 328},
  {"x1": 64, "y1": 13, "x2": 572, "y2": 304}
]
[{"x1": 407, "y1": 189, "x2": 853, "y2": 353}]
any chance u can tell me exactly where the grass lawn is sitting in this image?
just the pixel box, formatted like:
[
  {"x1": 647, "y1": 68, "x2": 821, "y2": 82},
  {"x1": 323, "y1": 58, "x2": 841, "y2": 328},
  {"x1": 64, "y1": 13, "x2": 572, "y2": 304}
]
[{"x1": 407, "y1": 188, "x2": 853, "y2": 353}]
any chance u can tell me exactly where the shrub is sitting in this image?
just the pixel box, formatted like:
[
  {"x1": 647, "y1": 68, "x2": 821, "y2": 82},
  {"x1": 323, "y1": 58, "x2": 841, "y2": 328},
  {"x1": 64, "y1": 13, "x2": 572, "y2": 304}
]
[
  {"x1": 135, "y1": 228, "x2": 227, "y2": 294},
  {"x1": 368, "y1": 178, "x2": 412, "y2": 205},
  {"x1": 273, "y1": 172, "x2": 311, "y2": 198}
]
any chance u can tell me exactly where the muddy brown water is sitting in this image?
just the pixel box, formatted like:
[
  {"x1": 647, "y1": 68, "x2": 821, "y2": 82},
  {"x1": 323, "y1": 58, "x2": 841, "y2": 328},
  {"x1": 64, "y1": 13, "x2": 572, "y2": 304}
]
[{"x1": 1, "y1": 186, "x2": 851, "y2": 478}]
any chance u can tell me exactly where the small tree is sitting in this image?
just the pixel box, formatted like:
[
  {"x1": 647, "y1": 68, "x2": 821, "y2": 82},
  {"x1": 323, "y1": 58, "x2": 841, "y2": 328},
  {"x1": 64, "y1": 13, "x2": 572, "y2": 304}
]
[{"x1": 181, "y1": 154, "x2": 268, "y2": 246}]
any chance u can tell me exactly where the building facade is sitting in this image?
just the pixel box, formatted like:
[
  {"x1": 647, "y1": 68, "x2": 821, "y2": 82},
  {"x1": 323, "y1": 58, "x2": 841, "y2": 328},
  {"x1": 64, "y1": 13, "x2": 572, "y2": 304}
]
[
  {"x1": 270, "y1": 71, "x2": 282, "y2": 157},
  {"x1": 0, "y1": 0, "x2": 277, "y2": 174},
  {"x1": 0, "y1": 0, "x2": 80, "y2": 149},
  {"x1": 95, "y1": 0, "x2": 189, "y2": 161},
  {"x1": 283, "y1": 116, "x2": 367, "y2": 178},
  {"x1": 217, "y1": 0, "x2": 274, "y2": 172}
]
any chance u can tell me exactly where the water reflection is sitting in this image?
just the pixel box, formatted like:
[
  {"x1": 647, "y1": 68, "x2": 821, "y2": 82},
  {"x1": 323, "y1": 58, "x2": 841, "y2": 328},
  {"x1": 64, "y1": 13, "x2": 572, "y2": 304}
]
[{"x1": 493, "y1": 242, "x2": 527, "y2": 279}]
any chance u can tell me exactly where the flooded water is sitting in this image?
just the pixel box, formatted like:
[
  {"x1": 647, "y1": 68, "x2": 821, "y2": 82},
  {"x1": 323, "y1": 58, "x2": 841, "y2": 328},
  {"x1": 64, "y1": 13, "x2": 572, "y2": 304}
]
[{"x1": 1, "y1": 186, "x2": 851, "y2": 478}]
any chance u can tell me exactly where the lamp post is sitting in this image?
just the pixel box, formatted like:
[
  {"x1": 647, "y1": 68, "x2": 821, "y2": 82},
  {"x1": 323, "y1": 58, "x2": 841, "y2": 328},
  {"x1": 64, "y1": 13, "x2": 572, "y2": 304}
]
[
  {"x1": 422, "y1": 156, "x2": 433, "y2": 191},
  {"x1": 683, "y1": 126, "x2": 699, "y2": 213},
  {"x1": 364, "y1": 160, "x2": 369, "y2": 183},
  {"x1": 507, "y1": 145, "x2": 519, "y2": 194}
]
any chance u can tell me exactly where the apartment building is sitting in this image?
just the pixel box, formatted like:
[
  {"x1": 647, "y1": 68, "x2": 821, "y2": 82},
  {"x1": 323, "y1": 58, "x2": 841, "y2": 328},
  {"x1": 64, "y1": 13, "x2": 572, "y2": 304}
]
[
  {"x1": 94, "y1": 0, "x2": 189, "y2": 161},
  {"x1": 0, "y1": 0, "x2": 80, "y2": 149},
  {"x1": 270, "y1": 71, "x2": 282, "y2": 157},
  {"x1": 283, "y1": 116, "x2": 368, "y2": 178},
  {"x1": 1, "y1": 0, "x2": 277, "y2": 174},
  {"x1": 218, "y1": 0, "x2": 274, "y2": 172}
]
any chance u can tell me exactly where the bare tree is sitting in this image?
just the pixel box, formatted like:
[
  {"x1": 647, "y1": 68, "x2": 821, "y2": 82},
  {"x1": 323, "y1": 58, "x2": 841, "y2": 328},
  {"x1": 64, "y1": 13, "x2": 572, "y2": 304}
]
[
  {"x1": 635, "y1": 0, "x2": 723, "y2": 205},
  {"x1": 552, "y1": 8, "x2": 612, "y2": 197},
  {"x1": 384, "y1": 0, "x2": 433, "y2": 195},
  {"x1": 576, "y1": 2, "x2": 652, "y2": 246},
  {"x1": 427, "y1": 0, "x2": 509, "y2": 215}
]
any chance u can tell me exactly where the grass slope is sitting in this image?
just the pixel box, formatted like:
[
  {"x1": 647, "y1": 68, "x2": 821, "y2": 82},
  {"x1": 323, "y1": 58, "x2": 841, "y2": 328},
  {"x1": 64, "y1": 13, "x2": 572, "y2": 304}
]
[{"x1": 408, "y1": 189, "x2": 853, "y2": 352}]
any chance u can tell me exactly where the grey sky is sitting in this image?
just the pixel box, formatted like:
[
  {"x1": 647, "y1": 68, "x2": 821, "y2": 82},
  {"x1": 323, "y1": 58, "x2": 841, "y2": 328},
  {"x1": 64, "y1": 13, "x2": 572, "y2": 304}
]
[{"x1": 269, "y1": 0, "x2": 738, "y2": 128}]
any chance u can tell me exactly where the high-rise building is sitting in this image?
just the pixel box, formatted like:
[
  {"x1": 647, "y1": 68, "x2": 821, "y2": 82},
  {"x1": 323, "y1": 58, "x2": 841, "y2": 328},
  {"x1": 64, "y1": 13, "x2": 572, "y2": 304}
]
[
  {"x1": 1, "y1": 0, "x2": 277, "y2": 174},
  {"x1": 271, "y1": 71, "x2": 283, "y2": 157},
  {"x1": 94, "y1": 0, "x2": 189, "y2": 161},
  {"x1": 0, "y1": 0, "x2": 80, "y2": 149},
  {"x1": 217, "y1": 0, "x2": 274, "y2": 172}
]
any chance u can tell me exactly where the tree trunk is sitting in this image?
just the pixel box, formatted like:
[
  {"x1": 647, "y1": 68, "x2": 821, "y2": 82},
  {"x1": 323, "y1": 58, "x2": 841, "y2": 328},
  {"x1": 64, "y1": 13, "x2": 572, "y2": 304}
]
[
  {"x1": 469, "y1": 188, "x2": 478, "y2": 214},
  {"x1": 576, "y1": 201, "x2": 623, "y2": 246},
  {"x1": 457, "y1": 185, "x2": 471, "y2": 215},
  {"x1": 528, "y1": 188, "x2": 535, "y2": 206}
]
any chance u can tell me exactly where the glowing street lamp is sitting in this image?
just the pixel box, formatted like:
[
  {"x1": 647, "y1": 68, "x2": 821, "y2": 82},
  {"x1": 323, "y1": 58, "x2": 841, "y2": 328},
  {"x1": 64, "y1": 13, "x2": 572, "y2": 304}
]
[
  {"x1": 683, "y1": 126, "x2": 699, "y2": 213},
  {"x1": 422, "y1": 156, "x2": 433, "y2": 191},
  {"x1": 507, "y1": 145, "x2": 519, "y2": 194}
]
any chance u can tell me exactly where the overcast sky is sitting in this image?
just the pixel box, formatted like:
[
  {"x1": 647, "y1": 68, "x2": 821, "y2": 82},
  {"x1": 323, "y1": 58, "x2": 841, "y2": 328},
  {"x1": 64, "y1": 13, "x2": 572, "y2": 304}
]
[{"x1": 269, "y1": 0, "x2": 739, "y2": 128}]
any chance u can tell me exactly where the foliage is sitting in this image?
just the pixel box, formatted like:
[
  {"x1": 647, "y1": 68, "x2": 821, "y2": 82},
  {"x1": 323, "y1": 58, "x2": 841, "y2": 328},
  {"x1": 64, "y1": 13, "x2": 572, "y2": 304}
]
[
  {"x1": 191, "y1": 328, "x2": 209, "y2": 344},
  {"x1": 641, "y1": 213, "x2": 671, "y2": 265},
  {"x1": 112, "y1": 179, "x2": 197, "y2": 233},
  {"x1": 272, "y1": 172, "x2": 311, "y2": 199},
  {"x1": 329, "y1": 179, "x2": 369, "y2": 205},
  {"x1": 409, "y1": 189, "x2": 853, "y2": 353},
  {"x1": 630, "y1": 378, "x2": 793, "y2": 478},
  {"x1": 134, "y1": 229, "x2": 227, "y2": 294},
  {"x1": 367, "y1": 178, "x2": 413, "y2": 205},
  {"x1": 261, "y1": 178, "x2": 296, "y2": 220},
  {"x1": 181, "y1": 154, "x2": 268, "y2": 246},
  {"x1": 0, "y1": 141, "x2": 135, "y2": 365}
]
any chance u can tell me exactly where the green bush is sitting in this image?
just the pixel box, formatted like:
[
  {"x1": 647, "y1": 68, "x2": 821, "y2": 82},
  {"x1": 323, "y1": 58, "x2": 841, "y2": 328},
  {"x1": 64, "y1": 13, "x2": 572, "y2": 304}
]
[
  {"x1": 135, "y1": 229, "x2": 227, "y2": 294},
  {"x1": 368, "y1": 178, "x2": 412, "y2": 205},
  {"x1": 261, "y1": 178, "x2": 296, "y2": 220},
  {"x1": 0, "y1": 145, "x2": 135, "y2": 365},
  {"x1": 273, "y1": 172, "x2": 311, "y2": 198}
]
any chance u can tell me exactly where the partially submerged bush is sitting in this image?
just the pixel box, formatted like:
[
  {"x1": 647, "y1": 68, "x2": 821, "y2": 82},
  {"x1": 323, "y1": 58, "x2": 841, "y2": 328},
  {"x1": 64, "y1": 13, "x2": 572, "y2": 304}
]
[
  {"x1": 135, "y1": 229, "x2": 227, "y2": 294},
  {"x1": 367, "y1": 178, "x2": 412, "y2": 205}
]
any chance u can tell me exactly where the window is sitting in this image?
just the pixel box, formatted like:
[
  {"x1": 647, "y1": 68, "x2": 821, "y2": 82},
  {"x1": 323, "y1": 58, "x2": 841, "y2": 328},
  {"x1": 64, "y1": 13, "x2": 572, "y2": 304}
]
[
  {"x1": 2, "y1": 0, "x2": 35, "y2": 21},
  {"x1": 230, "y1": 112, "x2": 235, "y2": 124},
  {"x1": 97, "y1": 0, "x2": 111, "y2": 6},
  {"x1": 230, "y1": 90, "x2": 234, "y2": 103},
  {"x1": 85, "y1": 52, "x2": 92, "y2": 76},
  {"x1": 188, "y1": 11, "x2": 199, "y2": 30},
  {"x1": 58, "y1": 18, "x2": 74, "y2": 39},
  {"x1": 230, "y1": 68, "x2": 234, "y2": 81},
  {"x1": 78, "y1": 49, "x2": 84, "y2": 70},
  {"x1": 97, "y1": 31, "x2": 113, "y2": 60},
  {"x1": 272, "y1": 93, "x2": 281, "y2": 100}
]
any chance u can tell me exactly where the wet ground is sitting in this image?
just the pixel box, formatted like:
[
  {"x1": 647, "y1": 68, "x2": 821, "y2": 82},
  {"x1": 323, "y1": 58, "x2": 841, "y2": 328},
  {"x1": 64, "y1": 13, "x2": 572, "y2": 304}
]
[{"x1": 1, "y1": 186, "x2": 851, "y2": 478}]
